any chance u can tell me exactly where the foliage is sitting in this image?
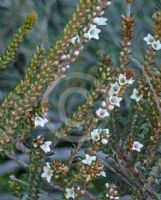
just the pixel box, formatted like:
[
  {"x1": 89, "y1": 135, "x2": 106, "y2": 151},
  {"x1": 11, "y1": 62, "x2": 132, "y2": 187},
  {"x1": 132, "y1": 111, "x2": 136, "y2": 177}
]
[{"x1": 0, "y1": 0, "x2": 161, "y2": 199}]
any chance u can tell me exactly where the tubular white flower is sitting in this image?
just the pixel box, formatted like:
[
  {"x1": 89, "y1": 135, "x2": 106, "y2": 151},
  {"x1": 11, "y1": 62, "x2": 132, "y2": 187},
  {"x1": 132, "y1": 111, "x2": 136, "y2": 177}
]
[
  {"x1": 109, "y1": 81, "x2": 121, "y2": 94},
  {"x1": 96, "y1": 107, "x2": 110, "y2": 118},
  {"x1": 143, "y1": 34, "x2": 155, "y2": 45},
  {"x1": 91, "y1": 129, "x2": 101, "y2": 141},
  {"x1": 130, "y1": 88, "x2": 143, "y2": 102},
  {"x1": 65, "y1": 188, "x2": 76, "y2": 199},
  {"x1": 132, "y1": 141, "x2": 143, "y2": 152},
  {"x1": 41, "y1": 162, "x2": 53, "y2": 183},
  {"x1": 84, "y1": 24, "x2": 101, "y2": 40},
  {"x1": 93, "y1": 17, "x2": 108, "y2": 26},
  {"x1": 152, "y1": 40, "x2": 161, "y2": 50},
  {"x1": 82, "y1": 154, "x2": 96, "y2": 165},
  {"x1": 118, "y1": 74, "x2": 127, "y2": 86},
  {"x1": 34, "y1": 116, "x2": 48, "y2": 128},
  {"x1": 109, "y1": 96, "x2": 123, "y2": 107},
  {"x1": 40, "y1": 141, "x2": 52, "y2": 154}
]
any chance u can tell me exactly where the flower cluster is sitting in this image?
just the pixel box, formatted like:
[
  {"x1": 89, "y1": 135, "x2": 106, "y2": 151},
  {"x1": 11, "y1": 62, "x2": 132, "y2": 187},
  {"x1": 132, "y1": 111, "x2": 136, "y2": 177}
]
[
  {"x1": 80, "y1": 154, "x2": 106, "y2": 181},
  {"x1": 65, "y1": 186, "x2": 84, "y2": 199},
  {"x1": 71, "y1": 14, "x2": 109, "y2": 44},
  {"x1": 91, "y1": 128, "x2": 110, "y2": 145},
  {"x1": 59, "y1": 3, "x2": 111, "y2": 74},
  {"x1": 41, "y1": 161, "x2": 69, "y2": 183},
  {"x1": 84, "y1": 16, "x2": 108, "y2": 40},
  {"x1": 105, "y1": 183, "x2": 120, "y2": 200},
  {"x1": 32, "y1": 130, "x2": 52, "y2": 154},
  {"x1": 96, "y1": 73, "x2": 134, "y2": 119}
]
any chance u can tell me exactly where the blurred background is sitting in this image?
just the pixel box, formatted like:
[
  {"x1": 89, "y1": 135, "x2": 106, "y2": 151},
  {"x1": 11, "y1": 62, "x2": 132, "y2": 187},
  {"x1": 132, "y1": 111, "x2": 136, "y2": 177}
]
[{"x1": 0, "y1": 0, "x2": 160, "y2": 199}]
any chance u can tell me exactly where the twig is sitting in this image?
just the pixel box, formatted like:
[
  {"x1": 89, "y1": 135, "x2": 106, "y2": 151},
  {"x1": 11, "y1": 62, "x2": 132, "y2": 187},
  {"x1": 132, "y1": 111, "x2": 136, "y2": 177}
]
[
  {"x1": 42, "y1": 75, "x2": 64, "y2": 102},
  {"x1": 48, "y1": 180, "x2": 97, "y2": 200},
  {"x1": 130, "y1": 57, "x2": 161, "y2": 115},
  {"x1": 84, "y1": 190, "x2": 98, "y2": 200},
  {"x1": 0, "y1": 148, "x2": 103, "y2": 175},
  {"x1": 10, "y1": 175, "x2": 60, "y2": 200},
  {"x1": 100, "y1": 159, "x2": 137, "y2": 191},
  {"x1": 14, "y1": 138, "x2": 30, "y2": 154},
  {"x1": 127, "y1": 2, "x2": 131, "y2": 17},
  {"x1": 3, "y1": 150, "x2": 28, "y2": 168},
  {"x1": 0, "y1": 154, "x2": 28, "y2": 175}
]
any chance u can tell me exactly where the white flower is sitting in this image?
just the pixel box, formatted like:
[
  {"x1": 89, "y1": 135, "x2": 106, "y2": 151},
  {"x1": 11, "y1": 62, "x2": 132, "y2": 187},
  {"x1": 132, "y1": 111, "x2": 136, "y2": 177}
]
[
  {"x1": 109, "y1": 96, "x2": 123, "y2": 107},
  {"x1": 40, "y1": 141, "x2": 52, "y2": 154},
  {"x1": 132, "y1": 141, "x2": 143, "y2": 152},
  {"x1": 130, "y1": 88, "x2": 143, "y2": 102},
  {"x1": 84, "y1": 24, "x2": 101, "y2": 40},
  {"x1": 34, "y1": 116, "x2": 48, "y2": 128},
  {"x1": 118, "y1": 74, "x2": 134, "y2": 85},
  {"x1": 101, "y1": 138, "x2": 108, "y2": 145},
  {"x1": 91, "y1": 129, "x2": 110, "y2": 143},
  {"x1": 99, "y1": 171, "x2": 106, "y2": 177},
  {"x1": 41, "y1": 162, "x2": 53, "y2": 183},
  {"x1": 91, "y1": 129, "x2": 101, "y2": 141},
  {"x1": 143, "y1": 34, "x2": 155, "y2": 45},
  {"x1": 152, "y1": 40, "x2": 161, "y2": 50},
  {"x1": 65, "y1": 188, "x2": 75, "y2": 199},
  {"x1": 82, "y1": 154, "x2": 96, "y2": 165},
  {"x1": 143, "y1": 34, "x2": 161, "y2": 50},
  {"x1": 96, "y1": 108, "x2": 110, "y2": 118},
  {"x1": 71, "y1": 35, "x2": 79, "y2": 44},
  {"x1": 109, "y1": 81, "x2": 121, "y2": 94},
  {"x1": 118, "y1": 74, "x2": 127, "y2": 86},
  {"x1": 93, "y1": 17, "x2": 108, "y2": 26}
]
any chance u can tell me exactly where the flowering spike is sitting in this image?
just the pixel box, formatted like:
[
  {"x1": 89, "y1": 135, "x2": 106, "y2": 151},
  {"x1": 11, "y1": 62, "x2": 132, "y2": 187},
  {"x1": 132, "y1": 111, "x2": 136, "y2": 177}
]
[{"x1": 0, "y1": 12, "x2": 37, "y2": 71}]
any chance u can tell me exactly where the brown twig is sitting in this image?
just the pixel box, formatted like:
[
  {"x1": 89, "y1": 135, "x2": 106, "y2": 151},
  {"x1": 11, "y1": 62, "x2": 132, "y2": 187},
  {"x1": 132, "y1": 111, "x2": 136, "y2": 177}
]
[
  {"x1": 3, "y1": 150, "x2": 28, "y2": 168},
  {"x1": 42, "y1": 75, "x2": 64, "y2": 102},
  {"x1": 100, "y1": 159, "x2": 137, "y2": 191},
  {"x1": 126, "y1": 1, "x2": 131, "y2": 17}
]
